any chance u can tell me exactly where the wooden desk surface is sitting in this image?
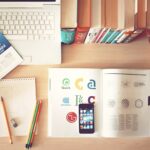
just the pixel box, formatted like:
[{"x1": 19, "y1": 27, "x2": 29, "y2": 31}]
[{"x1": 1, "y1": 39, "x2": 150, "y2": 150}]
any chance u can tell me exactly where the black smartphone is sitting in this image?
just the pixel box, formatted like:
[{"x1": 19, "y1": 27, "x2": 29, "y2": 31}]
[{"x1": 79, "y1": 103, "x2": 95, "y2": 134}]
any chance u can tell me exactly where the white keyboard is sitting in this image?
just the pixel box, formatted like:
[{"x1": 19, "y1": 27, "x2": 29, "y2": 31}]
[{"x1": 0, "y1": 9, "x2": 55, "y2": 40}]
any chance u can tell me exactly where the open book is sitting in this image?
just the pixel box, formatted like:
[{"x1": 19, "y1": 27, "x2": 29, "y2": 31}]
[{"x1": 48, "y1": 68, "x2": 150, "y2": 137}]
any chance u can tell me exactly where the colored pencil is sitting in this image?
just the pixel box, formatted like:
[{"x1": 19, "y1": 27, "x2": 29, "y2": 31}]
[
  {"x1": 29, "y1": 100, "x2": 42, "y2": 147},
  {"x1": 26, "y1": 101, "x2": 39, "y2": 149},
  {"x1": 1, "y1": 96, "x2": 13, "y2": 144}
]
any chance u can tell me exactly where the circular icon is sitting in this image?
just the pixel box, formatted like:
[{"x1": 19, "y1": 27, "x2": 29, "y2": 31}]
[
  {"x1": 135, "y1": 99, "x2": 143, "y2": 108},
  {"x1": 62, "y1": 78, "x2": 70, "y2": 87},
  {"x1": 121, "y1": 99, "x2": 129, "y2": 108},
  {"x1": 66, "y1": 112, "x2": 77, "y2": 123}
]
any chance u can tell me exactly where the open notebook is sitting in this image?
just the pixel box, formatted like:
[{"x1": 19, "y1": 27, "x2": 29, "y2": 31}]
[
  {"x1": 0, "y1": 78, "x2": 36, "y2": 137},
  {"x1": 48, "y1": 68, "x2": 150, "y2": 137}
]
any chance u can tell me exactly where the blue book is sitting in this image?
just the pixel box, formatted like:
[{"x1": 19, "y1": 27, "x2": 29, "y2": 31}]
[
  {"x1": 100, "y1": 29, "x2": 114, "y2": 43},
  {"x1": 0, "y1": 33, "x2": 23, "y2": 79},
  {"x1": 105, "y1": 30, "x2": 121, "y2": 43}
]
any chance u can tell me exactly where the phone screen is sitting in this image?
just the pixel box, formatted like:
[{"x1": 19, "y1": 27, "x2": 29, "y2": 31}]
[{"x1": 79, "y1": 104, "x2": 95, "y2": 134}]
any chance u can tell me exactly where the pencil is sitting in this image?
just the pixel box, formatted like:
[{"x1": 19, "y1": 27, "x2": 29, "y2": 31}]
[
  {"x1": 25, "y1": 101, "x2": 39, "y2": 149},
  {"x1": 29, "y1": 100, "x2": 42, "y2": 147},
  {"x1": 1, "y1": 96, "x2": 13, "y2": 144}
]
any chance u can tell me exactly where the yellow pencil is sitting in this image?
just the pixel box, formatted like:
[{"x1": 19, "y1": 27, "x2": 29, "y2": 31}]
[{"x1": 1, "y1": 96, "x2": 13, "y2": 144}]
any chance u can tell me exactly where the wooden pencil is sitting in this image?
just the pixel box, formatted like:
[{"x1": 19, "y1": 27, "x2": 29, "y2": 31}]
[
  {"x1": 1, "y1": 96, "x2": 13, "y2": 144},
  {"x1": 25, "y1": 101, "x2": 39, "y2": 149}
]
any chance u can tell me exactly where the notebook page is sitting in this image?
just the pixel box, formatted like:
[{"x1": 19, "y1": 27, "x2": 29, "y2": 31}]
[
  {"x1": 0, "y1": 78, "x2": 36, "y2": 137},
  {"x1": 101, "y1": 69, "x2": 150, "y2": 137},
  {"x1": 48, "y1": 68, "x2": 101, "y2": 137}
]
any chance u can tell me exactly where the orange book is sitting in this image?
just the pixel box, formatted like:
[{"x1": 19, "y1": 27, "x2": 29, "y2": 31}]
[
  {"x1": 147, "y1": 0, "x2": 150, "y2": 41},
  {"x1": 147, "y1": 0, "x2": 150, "y2": 28},
  {"x1": 74, "y1": 0, "x2": 91, "y2": 43},
  {"x1": 74, "y1": 27, "x2": 90, "y2": 44},
  {"x1": 78, "y1": 0, "x2": 91, "y2": 27},
  {"x1": 137, "y1": 0, "x2": 147, "y2": 28},
  {"x1": 105, "y1": 0, "x2": 118, "y2": 28}
]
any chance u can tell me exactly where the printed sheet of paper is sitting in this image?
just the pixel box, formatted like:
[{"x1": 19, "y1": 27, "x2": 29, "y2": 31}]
[
  {"x1": 101, "y1": 69, "x2": 150, "y2": 137},
  {"x1": 48, "y1": 68, "x2": 101, "y2": 137}
]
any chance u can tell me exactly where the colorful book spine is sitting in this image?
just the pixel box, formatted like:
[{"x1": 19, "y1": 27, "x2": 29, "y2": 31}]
[
  {"x1": 116, "y1": 30, "x2": 133, "y2": 43},
  {"x1": 74, "y1": 27, "x2": 90, "y2": 44},
  {"x1": 123, "y1": 29, "x2": 144, "y2": 43},
  {"x1": 111, "y1": 30, "x2": 125, "y2": 44},
  {"x1": 100, "y1": 28, "x2": 114, "y2": 43},
  {"x1": 105, "y1": 29, "x2": 121, "y2": 43},
  {"x1": 95, "y1": 28, "x2": 108, "y2": 43},
  {"x1": 84, "y1": 27, "x2": 101, "y2": 44}
]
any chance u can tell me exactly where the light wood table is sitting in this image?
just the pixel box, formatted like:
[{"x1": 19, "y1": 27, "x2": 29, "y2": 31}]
[{"x1": 1, "y1": 38, "x2": 150, "y2": 150}]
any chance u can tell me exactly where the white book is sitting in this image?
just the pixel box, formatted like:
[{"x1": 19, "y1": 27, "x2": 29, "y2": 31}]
[
  {"x1": 118, "y1": 0, "x2": 135, "y2": 29},
  {"x1": 48, "y1": 68, "x2": 150, "y2": 137},
  {"x1": 84, "y1": 27, "x2": 101, "y2": 44},
  {"x1": 0, "y1": 33, "x2": 23, "y2": 79},
  {"x1": 61, "y1": 0, "x2": 78, "y2": 28},
  {"x1": 84, "y1": 0, "x2": 102, "y2": 43}
]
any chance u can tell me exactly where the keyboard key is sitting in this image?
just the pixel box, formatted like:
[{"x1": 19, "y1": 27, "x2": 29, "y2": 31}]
[
  {"x1": 0, "y1": 21, "x2": 3, "y2": 25},
  {"x1": 19, "y1": 20, "x2": 24, "y2": 25},
  {"x1": 13, "y1": 30, "x2": 18, "y2": 34},
  {"x1": 6, "y1": 15, "x2": 11, "y2": 20},
  {"x1": 27, "y1": 16, "x2": 32, "y2": 20},
  {"x1": 5, "y1": 25, "x2": 9, "y2": 30},
  {"x1": 34, "y1": 35, "x2": 39, "y2": 40},
  {"x1": 20, "y1": 25, "x2": 25, "y2": 30},
  {"x1": 5, "y1": 35, "x2": 27, "y2": 40},
  {"x1": 15, "y1": 25, "x2": 20, "y2": 29},
  {"x1": 4, "y1": 20, "x2": 8, "y2": 25},
  {"x1": 0, "y1": 25, "x2": 4, "y2": 29},
  {"x1": 23, "y1": 30, "x2": 28, "y2": 34},
  {"x1": 18, "y1": 30, "x2": 23, "y2": 34},
  {"x1": 12, "y1": 16, "x2": 16, "y2": 20},
  {"x1": 8, "y1": 30, "x2": 13, "y2": 35},
  {"x1": 9, "y1": 20, "x2": 14, "y2": 25},
  {"x1": 17, "y1": 16, "x2": 21, "y2": 20},
  {"x1": 28, "y1": 30, "x2": 33, "y2": 35},
  {"x1": 28, "y1": 35, "x2": 34, "y2": 40},
  {"x1": 10, "y1": 25, "x2": 15, "y2": 30},
  {"x1": 14, "y1": 20, "x2": 19, "y2": 25},
  {"x1": 3, "y1": 30, "x2": 8, "y2": 34},
  {"x1": 2, "y1": 16, "x2": 6, "y2": 20},
  {"x1": 22, "y1": 16, "x2": 26, "y2": 20}
]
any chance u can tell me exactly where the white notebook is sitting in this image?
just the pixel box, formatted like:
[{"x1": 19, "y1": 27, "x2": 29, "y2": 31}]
[
  {"x1": 0, "y1": 78, "x2": 36, "y2": 137},
  {"x1": 48, "y1": 68, "x2": 150, "y2": 137}
]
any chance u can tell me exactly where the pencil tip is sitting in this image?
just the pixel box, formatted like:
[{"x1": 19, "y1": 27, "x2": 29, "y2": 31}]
[
  {"x1": 26, "y1": 144, "x2": 30, "y2": 149},
  {"x1": 1, "y1": 96, "x2": 3, "y2": 101}
]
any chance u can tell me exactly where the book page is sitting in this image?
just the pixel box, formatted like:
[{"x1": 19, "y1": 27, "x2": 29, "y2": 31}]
[
  {"x1": 101, "y1": 69, "x2": 150, "y2": 137},
  {"x1": 48, "y1": 68, "x2": 101, "y2": 137}
]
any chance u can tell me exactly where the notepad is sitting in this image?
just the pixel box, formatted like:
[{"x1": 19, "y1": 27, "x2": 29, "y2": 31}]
[{"x1": 0, "y1": 78, "x2": 36, "y2": 137}]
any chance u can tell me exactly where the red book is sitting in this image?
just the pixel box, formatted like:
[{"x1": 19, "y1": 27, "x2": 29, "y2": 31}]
[{"x1": 74, "y1": 27, "x2": 90, "y2": 44}]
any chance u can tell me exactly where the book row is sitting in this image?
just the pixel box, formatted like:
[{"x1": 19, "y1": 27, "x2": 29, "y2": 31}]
[
  {"x1": 61, "y1": 0, "x2": 150, "y2": 44},
  {"x1": 61, "y1": 28, "x2": 144, "y2": 44}
]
